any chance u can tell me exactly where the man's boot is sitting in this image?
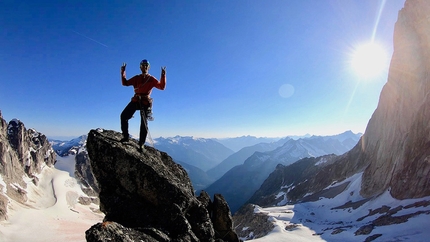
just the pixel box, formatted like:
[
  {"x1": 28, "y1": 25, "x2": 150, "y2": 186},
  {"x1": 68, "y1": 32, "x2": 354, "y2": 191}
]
[
  {"x1": 120, "y1": 134, "x2": 129, "y2": 143},
  {"x1": 138, "y1": 143, "x2": 145, "y2": 152}
]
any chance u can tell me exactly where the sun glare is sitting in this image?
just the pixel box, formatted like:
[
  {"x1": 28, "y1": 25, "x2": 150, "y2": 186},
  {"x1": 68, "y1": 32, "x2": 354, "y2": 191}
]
[{"x1": 351, "y1": 42, "x2": 389, "y2": 79}]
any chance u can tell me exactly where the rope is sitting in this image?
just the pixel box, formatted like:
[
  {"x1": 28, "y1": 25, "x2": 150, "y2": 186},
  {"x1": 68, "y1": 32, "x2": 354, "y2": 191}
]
[{"x1": 140, "y1": 110, "x2": 155, "y2": 148}]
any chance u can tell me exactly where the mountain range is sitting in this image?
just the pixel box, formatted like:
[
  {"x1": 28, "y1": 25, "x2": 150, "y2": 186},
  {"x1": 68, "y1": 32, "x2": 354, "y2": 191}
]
[
  {"x1": 153, "y1": 136, "x2": 234, "y2": 171},
  {"x1": 50, "y1": 135, "x2": 87, "y2": 156},
  {"x1": 214, "y1": 136, "x2": 283, "y2": 152},
  {"x1": 47, "y1": 130, "x2": 360, "y2": 198},
  {"x1": 49, "y1": 134, "x2": 286, "y2": 192},
  {"x1": 205, "y1": 131, "x2": 361, "y2": 213},
  {"x1": 206, "y1": 137, "x2": 290, "y2": 181}
]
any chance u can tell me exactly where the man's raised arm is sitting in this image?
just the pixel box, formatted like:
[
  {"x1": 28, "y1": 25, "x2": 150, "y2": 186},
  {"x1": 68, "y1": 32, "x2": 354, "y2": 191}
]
[{"x1": 121, "y1": 63, "x2": 128, "y2": 86}]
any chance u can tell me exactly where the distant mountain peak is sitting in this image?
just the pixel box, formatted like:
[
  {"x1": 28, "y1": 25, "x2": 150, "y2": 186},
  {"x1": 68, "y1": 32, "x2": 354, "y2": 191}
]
[{"x1": 0, "y1": 114, "x2": 56, "y2": 221}]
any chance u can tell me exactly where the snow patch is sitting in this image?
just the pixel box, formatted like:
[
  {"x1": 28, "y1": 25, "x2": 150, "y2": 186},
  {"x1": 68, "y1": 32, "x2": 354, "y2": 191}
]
[
  {"x1": 246, "y1": 172, "x2": 430, "y2": 241},
  {"x1": 314, "y1": 157, "x2": 328, "y2": 166},
  {"x1": 257, "y1": 154, "x2": 271, "y2": 162},
  {"x1": 0, "y1": 175, "x2": 7, "y2": 193},
  {"x1": 0, "y1": 166, "x2": 103, "y2": 241}
]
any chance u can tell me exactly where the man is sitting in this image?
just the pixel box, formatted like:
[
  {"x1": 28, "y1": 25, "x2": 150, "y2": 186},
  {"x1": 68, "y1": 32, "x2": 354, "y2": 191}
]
[{"x1": 120, "y1": 59, "x2": 166, "y2": 151}]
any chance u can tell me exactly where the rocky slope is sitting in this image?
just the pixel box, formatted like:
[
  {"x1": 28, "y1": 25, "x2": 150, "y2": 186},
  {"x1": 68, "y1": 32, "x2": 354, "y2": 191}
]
[
  {"x1": 0, "y1": 112, "x2": 56, "y2": 220},
  {"x1": 85, "y1": 129, "x2": 239, "y2": 242},
  {"x1": 74, "y1": 145, "x2": 100, "y2": 197}
]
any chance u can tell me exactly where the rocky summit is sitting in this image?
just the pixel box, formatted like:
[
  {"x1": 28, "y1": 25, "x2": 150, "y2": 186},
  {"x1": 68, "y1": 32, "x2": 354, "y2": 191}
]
[{"x1": 85, "y1": 129, "x2": 239, "y2": 242}]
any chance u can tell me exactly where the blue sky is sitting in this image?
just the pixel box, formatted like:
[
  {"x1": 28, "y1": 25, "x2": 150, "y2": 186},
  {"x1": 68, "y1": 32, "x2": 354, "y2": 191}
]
[{"x1": 0, "y1": 0, "x2": 405, "y2": 139}]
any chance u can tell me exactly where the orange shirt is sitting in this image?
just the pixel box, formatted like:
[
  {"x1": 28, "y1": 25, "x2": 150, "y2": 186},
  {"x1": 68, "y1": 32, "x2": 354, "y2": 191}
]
[{"x1": 122, "y1": 73, "x2": 166, "y2": 95}]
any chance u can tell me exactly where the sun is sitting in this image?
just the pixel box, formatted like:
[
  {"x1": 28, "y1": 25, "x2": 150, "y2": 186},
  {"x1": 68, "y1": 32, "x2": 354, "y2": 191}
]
[{"x1": 351, "y1": 42, "x2": 389, "y2": 79}]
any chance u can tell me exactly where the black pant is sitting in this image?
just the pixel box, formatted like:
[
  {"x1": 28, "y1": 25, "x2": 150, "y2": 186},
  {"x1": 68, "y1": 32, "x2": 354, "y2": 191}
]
[{"x1": 120, "y1": 101, "x2": 148, "y2": 145}]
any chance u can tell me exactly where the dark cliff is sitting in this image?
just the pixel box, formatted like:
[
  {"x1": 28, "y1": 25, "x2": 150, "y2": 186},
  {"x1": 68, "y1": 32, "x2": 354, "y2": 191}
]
[{"x1": 85, "y1": 129, "x2": 239, "y2": 242}]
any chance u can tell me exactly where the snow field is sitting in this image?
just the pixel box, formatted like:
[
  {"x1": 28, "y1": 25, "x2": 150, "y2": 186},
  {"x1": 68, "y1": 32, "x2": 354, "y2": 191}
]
[
  {"x1": 248, "y1": 172, "x2": 430, "y2": 241},
  {"x1": 0, "y1": 166, "x2": 103, "y2": 242}
]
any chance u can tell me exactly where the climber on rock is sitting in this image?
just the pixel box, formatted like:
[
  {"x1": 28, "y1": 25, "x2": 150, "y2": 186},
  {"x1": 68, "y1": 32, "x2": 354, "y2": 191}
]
[{"x1": 120, "y1": 59, "x2": 166, "y2": 152}]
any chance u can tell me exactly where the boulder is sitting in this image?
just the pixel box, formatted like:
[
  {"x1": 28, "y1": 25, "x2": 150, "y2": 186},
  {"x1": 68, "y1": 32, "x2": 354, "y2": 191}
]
[{"x1": 85, "y1": 129, "x2": 239, "y2": 242}]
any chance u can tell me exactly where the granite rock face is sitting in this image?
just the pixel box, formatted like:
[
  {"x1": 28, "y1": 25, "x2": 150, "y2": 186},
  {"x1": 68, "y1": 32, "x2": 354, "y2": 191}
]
[
  {"x1": 0, "y1": 113, "x2": 56, "y2": 221},
  {"x1": 75, "y1": 147, "x2": 99, "y2": 197},
  {"x1": 85, "y1": 129, "x2": 238, "y2": 242},
  {"x1": 1, "y1": 115, "x2": 56, "y2": 177},
  {"x1": 359, "y1": 0, "x2": 430, "y2": 199}
]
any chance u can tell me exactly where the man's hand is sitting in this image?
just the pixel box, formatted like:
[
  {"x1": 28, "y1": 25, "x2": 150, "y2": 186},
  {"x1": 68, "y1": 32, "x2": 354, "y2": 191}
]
[
  {"x1": 161, "y1": 66, "x2": 166, "y2": 76},
  {"x1": 121, "y1": 63, "x2": 127, "y2": 73}
]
